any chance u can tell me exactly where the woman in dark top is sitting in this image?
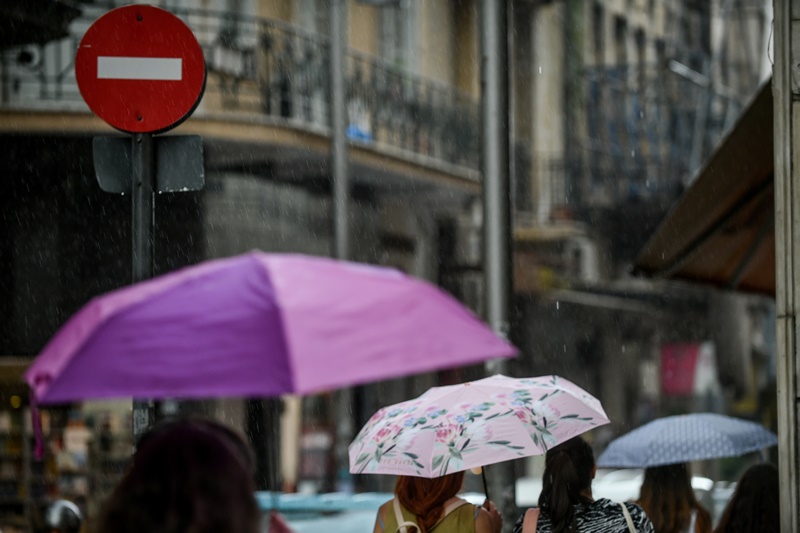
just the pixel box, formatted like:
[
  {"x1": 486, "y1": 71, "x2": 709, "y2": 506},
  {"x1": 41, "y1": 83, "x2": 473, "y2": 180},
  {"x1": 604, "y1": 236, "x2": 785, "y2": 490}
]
[{"x1": 513, "y1": 437, "x2": 654, "y2": 533}]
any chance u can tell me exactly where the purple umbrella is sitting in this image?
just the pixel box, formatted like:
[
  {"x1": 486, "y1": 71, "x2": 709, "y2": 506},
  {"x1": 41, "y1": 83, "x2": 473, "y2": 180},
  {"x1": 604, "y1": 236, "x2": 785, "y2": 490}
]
[{"x1": 26, "y1": 252, "x2": 516, "y2": 404}]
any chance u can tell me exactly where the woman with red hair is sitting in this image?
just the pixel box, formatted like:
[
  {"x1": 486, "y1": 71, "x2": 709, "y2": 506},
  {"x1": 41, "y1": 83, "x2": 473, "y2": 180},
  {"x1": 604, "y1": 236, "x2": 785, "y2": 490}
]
[{"x1": 373, "y1": 471, "x2": 502, "y2": 533}]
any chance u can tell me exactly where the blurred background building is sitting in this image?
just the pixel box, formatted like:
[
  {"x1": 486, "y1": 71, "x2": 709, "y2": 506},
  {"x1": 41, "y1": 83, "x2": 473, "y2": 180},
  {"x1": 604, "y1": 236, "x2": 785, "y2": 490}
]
[
  {"x1": 509, "y1": 0, "x2": 774, "y2": 460},
  {"x1": 0, "y1": 0, "x2": 776, "y2": 525}
]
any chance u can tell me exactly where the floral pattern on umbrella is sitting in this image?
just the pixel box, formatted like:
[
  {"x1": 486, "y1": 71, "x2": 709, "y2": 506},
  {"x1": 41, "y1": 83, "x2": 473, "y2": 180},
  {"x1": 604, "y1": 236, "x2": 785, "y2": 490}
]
[{"x1": 350, "y1": 374, "x2": 609, "y2": 478}]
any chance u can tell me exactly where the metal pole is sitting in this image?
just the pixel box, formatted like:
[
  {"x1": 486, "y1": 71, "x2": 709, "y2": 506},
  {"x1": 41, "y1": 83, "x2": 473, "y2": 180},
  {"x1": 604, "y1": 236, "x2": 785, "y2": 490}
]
[
  {"x1": 480, "y1": 0, "x2": 515, "y2": 529},
  {"x1": 772, "y1": 0, "x2": 799, "y2": 529},
  {"x1": 331, "y1": 0, "x2": 349, "y2": 261},
  {"x1": 246, "y1": 398, "x2": 281, "y2": 491},
  {"x1": 329, "y1": 0, "x2": 354, "y2": 492},
  {"x1": 131, "y1": 132, "x2": 155, "y2": 443},
  {"x1": 1, "y1": 51, "x2": 9, "y2": 105},
  {"x1": 481, "y1": 0, "x2": 512, "y2": 375}
]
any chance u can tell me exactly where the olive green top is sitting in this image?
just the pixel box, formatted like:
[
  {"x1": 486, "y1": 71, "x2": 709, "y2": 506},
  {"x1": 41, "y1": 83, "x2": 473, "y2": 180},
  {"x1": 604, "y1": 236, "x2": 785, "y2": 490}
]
[{"x1": 380, "y1": 499, "x2": 479, "y2": 532}]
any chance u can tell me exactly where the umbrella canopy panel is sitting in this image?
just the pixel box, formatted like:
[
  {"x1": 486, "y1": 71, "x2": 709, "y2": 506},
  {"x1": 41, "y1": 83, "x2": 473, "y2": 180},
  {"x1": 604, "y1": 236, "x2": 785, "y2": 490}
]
[
  {"x1": 350, "y1": 375, "x2": 609, "y2": 478},
  {"x1": 26, "y1": 253, "x2": 517, "y2": 404},
  {"x1": 596, "y1": 413, "x2": 777, "y2": 468},
  {"x1": 634, "y1": 80, "x2": 775, "y2": 296}
]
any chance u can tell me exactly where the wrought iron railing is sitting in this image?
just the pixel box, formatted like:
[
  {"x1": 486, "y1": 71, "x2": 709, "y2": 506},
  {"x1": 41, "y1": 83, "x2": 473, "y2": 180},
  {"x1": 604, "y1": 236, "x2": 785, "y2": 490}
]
[
  {"x1": 0, "y1": 4, "x2": 480, "y2": 171},
  {"x1": 529, "y1": 61, "x2": 756, "y2": 212}
]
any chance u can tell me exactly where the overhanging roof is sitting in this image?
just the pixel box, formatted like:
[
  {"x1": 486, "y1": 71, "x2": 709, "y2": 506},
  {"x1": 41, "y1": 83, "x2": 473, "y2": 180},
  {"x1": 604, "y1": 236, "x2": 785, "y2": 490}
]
[
  {"x1": 0, "y1": 0, "x2": 81, "y2": 49},
  {"x1": 634, "y1": 80, "x2": 775, "y2": 296},
  {"x1": 0, "y1": 357, "x2": 32, "y2": 384}
]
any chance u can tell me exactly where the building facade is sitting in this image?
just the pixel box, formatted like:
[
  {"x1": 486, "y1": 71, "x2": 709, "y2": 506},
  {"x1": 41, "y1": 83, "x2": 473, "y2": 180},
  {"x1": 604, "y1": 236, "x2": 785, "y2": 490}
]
[{"x1": 510, "y1": 0, "x2": 775, "y2": 487}]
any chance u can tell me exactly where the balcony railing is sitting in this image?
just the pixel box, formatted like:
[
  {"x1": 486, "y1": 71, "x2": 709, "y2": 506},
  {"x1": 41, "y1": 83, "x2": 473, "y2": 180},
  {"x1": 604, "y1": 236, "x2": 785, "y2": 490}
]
[
  {"x1": 0, "y1": 4, "x2": 480, "y2": 171},
  {"x1": 580, "y1": 62, "x2": 751, "y2": 195}
]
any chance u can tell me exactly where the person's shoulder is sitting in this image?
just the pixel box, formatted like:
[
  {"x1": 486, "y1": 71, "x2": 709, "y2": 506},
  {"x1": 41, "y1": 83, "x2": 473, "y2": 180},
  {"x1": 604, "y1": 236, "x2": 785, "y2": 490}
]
[
  {"x1": 619, "y1": 500, "x2": 646, "y2": 514},
  {"x1": 590, "y1": 498, "x2": 641, "y2": 511},
  {"x1": 589, "y1": 499, "x2": 647, "y2": 521},
  {"x1": 510, "y1": 510, "x2": 526, "y2": 533},
  {"x1": 376, "y1": 499, "x2": 394, "y2": 520},
  {"x1": 588, "y1": 498, "x2": 623, "y2": 511},
  {"x1": 585, "y1": 499, "x2": 653, "y2": 532},
  {"x1": 378, "y1": 499, "x2": 394, "y2": 512},
  {"x1": 617, "y1": 500, "x2": 654, "y2": 532}
]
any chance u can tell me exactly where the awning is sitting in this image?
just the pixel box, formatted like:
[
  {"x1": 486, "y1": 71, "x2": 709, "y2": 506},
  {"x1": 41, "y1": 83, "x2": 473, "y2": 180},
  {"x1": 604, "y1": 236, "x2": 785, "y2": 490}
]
[
  {"x1": 634, "y1": 80, "x2": 774, "y2": 296},
  {"x1": 0, "y1": 0, "x2": 81, "y2": 49},
  {"x1": 0, "y1": 357, "x2": 33, "y2": 385}
]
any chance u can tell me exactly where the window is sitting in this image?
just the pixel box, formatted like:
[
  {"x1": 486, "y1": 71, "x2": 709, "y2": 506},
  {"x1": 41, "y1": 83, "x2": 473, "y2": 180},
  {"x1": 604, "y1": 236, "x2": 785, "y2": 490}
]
[
  {"x1": 592, "y1": 2, "x2": 604, "y2": 65},
  {"x1": 296, "y1": 0, "x2": 330, "y2": 36},
  {"x1": 379, "y1": 2, "x2": 417, "y2": 71}
]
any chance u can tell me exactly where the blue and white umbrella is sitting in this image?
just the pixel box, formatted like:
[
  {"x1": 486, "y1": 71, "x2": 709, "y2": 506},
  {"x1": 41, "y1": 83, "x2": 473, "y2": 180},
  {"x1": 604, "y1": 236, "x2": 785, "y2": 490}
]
[{"x1": 596, "y1": 413, "x2": 777, "y2": 468}]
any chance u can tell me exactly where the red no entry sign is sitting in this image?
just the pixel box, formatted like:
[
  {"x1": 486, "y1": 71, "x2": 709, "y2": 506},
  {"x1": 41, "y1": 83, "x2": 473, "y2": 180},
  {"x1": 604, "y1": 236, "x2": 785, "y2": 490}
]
[{"x1": 76, "y1": 5, "x2": 206, "y2": 134}]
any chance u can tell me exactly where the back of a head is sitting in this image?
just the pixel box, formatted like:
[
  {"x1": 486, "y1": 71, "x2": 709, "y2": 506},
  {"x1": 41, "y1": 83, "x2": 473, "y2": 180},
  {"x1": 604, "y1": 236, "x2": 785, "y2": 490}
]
[
  {"x1": 96, "y1": 418, "x2": 260, "y2": 533},
  {"x1": 638, "y1": 463, "x2": 711, "y2": 533},
  {"x1": 714, "y1": 463, "x2": 779, "y2": 533},
  {"x1": 538, "y1": 436, "x2": 595, "y2": 533},
  {"x1": 395, "y1": 472, "x2": 465, "y2": 533}
]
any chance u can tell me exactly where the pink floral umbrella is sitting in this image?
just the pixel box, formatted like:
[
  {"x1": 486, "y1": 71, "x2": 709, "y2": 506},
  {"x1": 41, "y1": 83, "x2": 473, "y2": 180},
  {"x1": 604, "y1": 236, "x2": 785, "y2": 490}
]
[{"x1": 349, "y1": 374, "x2": 608, "y2": 479}]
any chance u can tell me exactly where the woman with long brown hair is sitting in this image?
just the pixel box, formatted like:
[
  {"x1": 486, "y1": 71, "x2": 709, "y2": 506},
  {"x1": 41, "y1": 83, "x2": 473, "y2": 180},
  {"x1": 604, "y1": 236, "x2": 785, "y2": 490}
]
[
  {"x1": 373, "y1": 471, "x2": 502, "y2": 533},
  {"x1": 637, "y1": 463, "x2": 712, "y2": 533},
  {"x1": 713, "y1": 463, "x2": 779, "y2": 533}
]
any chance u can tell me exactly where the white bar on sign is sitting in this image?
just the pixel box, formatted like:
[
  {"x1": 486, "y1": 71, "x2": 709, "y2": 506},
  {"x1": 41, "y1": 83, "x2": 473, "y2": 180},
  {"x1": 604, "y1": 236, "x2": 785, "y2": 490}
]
[{"x1": 97, "y1": 56, "x2": 182, "y2": 81}]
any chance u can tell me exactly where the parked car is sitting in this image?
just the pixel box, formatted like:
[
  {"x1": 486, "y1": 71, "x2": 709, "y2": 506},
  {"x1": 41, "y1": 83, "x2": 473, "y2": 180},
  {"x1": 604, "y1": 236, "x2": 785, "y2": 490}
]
[{"x1": 256, "y1": 491, "x2": 487, "y2": 532}]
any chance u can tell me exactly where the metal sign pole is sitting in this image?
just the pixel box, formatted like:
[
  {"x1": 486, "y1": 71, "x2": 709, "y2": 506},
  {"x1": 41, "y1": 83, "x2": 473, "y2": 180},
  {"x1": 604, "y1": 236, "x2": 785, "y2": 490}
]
[
  {"x1": 131, "y1": 132, "x2": 156, "y2": 443},
  {"x1": 481, "y1": 0, "x2": 516, "y2": 529},
  {"x1": 76, "y1": 5, "x2": 206, "y2": 447},
  {"x1": 329, "y1": 0, "x2": 354, "y2": 493}
]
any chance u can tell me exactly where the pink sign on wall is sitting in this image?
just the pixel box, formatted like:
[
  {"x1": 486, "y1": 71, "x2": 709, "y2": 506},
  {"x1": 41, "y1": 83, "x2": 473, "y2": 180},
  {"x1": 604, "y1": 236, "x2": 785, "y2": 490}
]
[
  {"x1": 661, "y1": 342, "x2": 719, "y2": 397},
  {"x1": 661, "y1": 343, "x2": 700, "y2": 396}
]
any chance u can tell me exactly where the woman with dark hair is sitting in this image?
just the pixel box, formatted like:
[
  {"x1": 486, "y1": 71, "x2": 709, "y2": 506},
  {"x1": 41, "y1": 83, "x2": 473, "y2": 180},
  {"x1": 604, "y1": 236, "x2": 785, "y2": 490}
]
[
  {"x1": 96, "y1": 418, "x2": 260, "y2": 533},
  {"x1": 637, "y1": 463, "x2": 712, "y2": 533},
  {"x1": 713, "y1": 463, "x2": 779, "y2": 533},
  {"x1": 373, "y1": 471, "x2": 502, "y2": 533},
  {"x1": 513, "y1": 437, "x2": 654, "y2": 533}
]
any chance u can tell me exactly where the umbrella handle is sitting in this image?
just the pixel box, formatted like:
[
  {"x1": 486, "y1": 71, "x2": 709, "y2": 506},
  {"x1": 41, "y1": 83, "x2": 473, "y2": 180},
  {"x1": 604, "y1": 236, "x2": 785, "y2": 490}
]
[{"x1": 481, "y1": 467, "x2": 491, "y2": 505}]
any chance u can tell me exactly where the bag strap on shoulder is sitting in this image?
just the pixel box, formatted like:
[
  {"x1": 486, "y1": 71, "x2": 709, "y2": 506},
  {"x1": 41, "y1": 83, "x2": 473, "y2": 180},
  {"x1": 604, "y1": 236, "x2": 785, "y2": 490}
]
[
  {"x1": 522, "y1": 508, "x2": 540, "y2": 533},
  {"x1": 430, "y1": 499, "x2": 470, "y2": 531},
  {"x1": 441, "y1": 499, "x2": 469, "y2": 518},
  {"x1": 393, "y1": 497, "x2": 419, "y2": 533},
  {"x1": 619, "y1": 502, "x2": 636, "y2": 533},
  {"x1": 392, "y1": 497, "x2": 471, "y2": 533}
]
